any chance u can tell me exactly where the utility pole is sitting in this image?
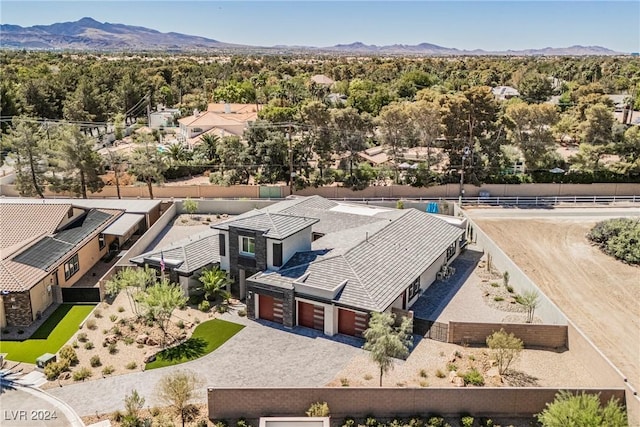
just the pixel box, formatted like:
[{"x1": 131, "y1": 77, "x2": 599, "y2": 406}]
[
  {"x1": 459, "y1": 146, "x2": 471, "y2": 207},
  {"x1": 288, "y1": 125, "x2": 294, "y2": 196}
]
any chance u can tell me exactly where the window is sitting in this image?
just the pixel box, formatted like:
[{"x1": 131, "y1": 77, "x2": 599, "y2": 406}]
[
  {"x1": 64, "y1": 254, "x2": 80, "y2": 280},
  {"x1": 407, "y1": 277, "x2": 421, "y2": 301},
  {"x1": 219, "y1": 233, "x2": 226, "y2": 257},
  {"x1": 240, "y1": 236, "x2": 255, "y2": 256},
  {"x1": 273, "y1": 243, "x2": 282, "y2": 267},
  {"x1": 98, "y1": 233, "x2": 105, "y2": 250},
  {"x1": 446, "y1": 242, "x2": 457, "y2": 261}
]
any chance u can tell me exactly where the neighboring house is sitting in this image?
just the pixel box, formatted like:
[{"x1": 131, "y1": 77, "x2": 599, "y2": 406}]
[
  {"x1": 0, "y1": 199, "x2": 162, "y2": 328},
  {"x1": 149, "y1": 105, "x2": 181, "y2": 129},
  {"x1": 177, "y1": 103, "x2": 259, "y2": 148},
  {"x1": 357, "y1": 146, "x2": 390, "y2": 166},
  {"x1": 492, "y1": 86, "x2": 520, "y2": 101},
  {"x1": 310, "y1": 75, "x2": 335, "y2": 86}
]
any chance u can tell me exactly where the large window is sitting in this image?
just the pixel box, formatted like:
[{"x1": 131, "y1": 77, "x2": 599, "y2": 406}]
[
  {"x1": 407, "y1": 277, "x2": 421, "y2": 301},
  {"x1": 64, "y1": 254, "x2": 80, "y2": 280},
  {"x1": 98, "y1": 233, "x2": 105, "y2": 250},
  {"x1": 240, "y1": 236, "x2": 255, "y2": 256},
  {"x1": 272, "y1": 243, "x2": 283, "y2": 267},
  {"x1": 446, "y1": 242, "x2": 457, "y2": 261}
]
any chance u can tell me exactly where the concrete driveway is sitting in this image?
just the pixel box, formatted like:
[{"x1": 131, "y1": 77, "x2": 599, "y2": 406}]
[{"x1": 49, "y1": 314, "x2": 364, "y2": 416}]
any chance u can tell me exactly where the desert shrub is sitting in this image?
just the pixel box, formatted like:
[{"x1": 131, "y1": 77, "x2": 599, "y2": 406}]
[
  {"x1": 427, "y1": 416, "x2": 445, "y2": 427},
  {"x1": 493, "y1": 296, "x2": 504, "y2": 302},
  {"x1": 419, "y1": 368, "x2": 428, "y2": 378},
  {"x1": 111, "y1": 410, "x2": 124, "y2": 423},
  {"x1": 194, "y1": 318, "x2": 201, "y2": 324},
  {"x1": 112, "y1": 326, "x2": 122, "y2": 336},
  {"x1": 176, "y1": 320, "x2": 185, "y2": 329},
  {"x1": 110, "y1": 314, "x2": 118, "y2": 322},
  {"x1": 480, "y1": 418, "x2": 494, "y2": 427},
  {"x1": 86, "y1": 319, "x2": 97, "y2": 330},
  {"x1": 306, "y1": 402, "x2": 330, "y2": 417},
  {"x1": 84, "y1": 341, "x2": 94, "y2": 350},
  {"x1": 342, "y1": 417, "x2": 356, "y2": 427},
  {"x1": 72, "y1": 367, "x2": 92, "y2": 381},
  {"x1": 486, "y1": 328, "x2": 523, "y2": 375},
  {"x1": 490, "y1": 282, "x2": 499, "y2": 287},
  {"x1": 77, "y1": 332, "x2": 88, "y2": 342},
  {"x1": 365, "y1": 416, "x2": 378, "y2": 426},
  {"x1": 217, "y1": 303, "x2": 229, "y2": 314},
  {"x1": 90, "y1": 355, "x2": 102, "y2": 367},
  {"x1": 446, "y1": 363, "x2": 457, "y2": 371},
  {"x1": 108, "y1": 343, "x2": 118, "y2": 354},
  {"x1": 199, "y1": 300, "x2": 210, "y2": 312},
  {"x1": 59, "y1": 345, "x2": 79, "y2": 365},
  {"x1": 462, "y1": 368, "x2": 485, "y2": 386},
  {"x1": 102, "y1": 365, "x2": 115, "y2": 375},
  {"x1": 364, "y1": 373, "x2": 373, "y2": 380},
  {"x1": 587, "y1": 217, "x2": 640, "y2": 264},
  {"x1": 537, "y1": 390, "x2": 627, "y2": 427},
  {"x1": 149, "y1": 407, "x2": 161, "y2": 417},
  {"x1": 94, "y1": 309, "x2": 103, "y2": 318},
  {"x1": 123, "y1": 337, "x2": 135, "y2": 345},
  {"x1": 238, "y1": 308, "x2": 247, "y2": 317},
  {"x1": 71, "y1": 340, "x2": 78, "y2": 348},
  {"x1": 118, "y1": 306, "x2": 125, "y2": 313},
  {"x1": 340, "y1": 377, "x2": 350, "y2": 386},
  {"x1": 435, "y1": 369, "x2": 446, "y2": 378},
  {"x1": 506, "y1": 285, "x2": 514, "y2": 293},
  {"x1": 126, "y1": 361, "x2": 137, "y2": 370},
  {"x1": 460, "y1": 415, "x2": 474, "y2": 427},
  {"x1": 44, "y1": 359, "x2": 70, "y2": 380},
  {"x1": 419, "y1": 380, "x2": 429, "y2": 387}
]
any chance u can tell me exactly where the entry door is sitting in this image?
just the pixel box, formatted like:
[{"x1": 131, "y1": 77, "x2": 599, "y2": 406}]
[{"x1": 239, "y1": 269, "x2": 246, "y2": 300}]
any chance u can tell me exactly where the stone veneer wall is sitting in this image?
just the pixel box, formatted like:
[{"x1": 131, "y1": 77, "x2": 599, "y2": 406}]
[
  {"x1": 4, "y1": 291, "x2": 33, "y2": 326},
  {"x1": 246, "y1": 282, "x2": 295, "y2": 328}
]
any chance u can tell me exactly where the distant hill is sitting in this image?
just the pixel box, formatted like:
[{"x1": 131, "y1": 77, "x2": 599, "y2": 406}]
[{"x1": 0, "y1": 17, "x2": 624, "y2": 55}]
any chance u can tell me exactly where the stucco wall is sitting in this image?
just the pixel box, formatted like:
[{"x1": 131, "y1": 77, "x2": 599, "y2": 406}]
[
  {"x1": 208, "y1": 387, "x2": 626, "y2": 419},
  {"x1": 29, "y1": 274, "x2": 56, "y2": 321},
  {"x1": 57, "y1": 234, "x2": 108, "y2": 288}
]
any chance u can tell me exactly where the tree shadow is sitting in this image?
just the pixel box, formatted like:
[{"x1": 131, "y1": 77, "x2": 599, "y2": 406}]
[
  {"x1": 155, "y1": 337, "x2": 207, "y2": 362},
  {"x1": 503, "y1": 370, "x2": 539, "y2": 386}
]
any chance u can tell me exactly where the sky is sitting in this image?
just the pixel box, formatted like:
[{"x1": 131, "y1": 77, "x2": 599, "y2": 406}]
[{"x1": 2, "y1": 1, "x2": 639, "y2": 52}]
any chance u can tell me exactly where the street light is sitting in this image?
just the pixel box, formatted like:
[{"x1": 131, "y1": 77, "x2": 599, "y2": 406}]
[{"x1": 459, "y1": 146, "x2": 471, "y2": 206}]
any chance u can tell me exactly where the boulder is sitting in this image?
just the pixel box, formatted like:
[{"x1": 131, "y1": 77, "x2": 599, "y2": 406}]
[
  {"x1": 453, "y1": 376, "x2": 465, "y2": 387},
  {"x1": 448, "y1": 370, "x2": 458, "y2": 382},
  {"x1": 486, "y1": 367, "x2": 501, "y2": 377},
  {"x1": 136, "y1": 334, "x2": 149, "y2": 344},
  {"x1": 104, "y1": 334, "x2": 118, "y2": 344},
  {"x1": 143, "y1": 352, "x2": 156, "y2": 363},
  {"x1": 146, "y1": 337, "x2": 158, "y2": 346}
]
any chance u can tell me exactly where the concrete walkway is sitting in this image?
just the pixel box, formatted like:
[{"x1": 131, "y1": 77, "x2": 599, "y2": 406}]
[{"x1": 49, "y1": 313, "x2": 364, "y2": 416}]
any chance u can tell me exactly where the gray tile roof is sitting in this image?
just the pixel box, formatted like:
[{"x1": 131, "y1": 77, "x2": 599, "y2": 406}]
[
  {"x1": 130, "y1": 229, "x2": 220, "y2": 274},
  {"x1": 250, "y1": 208, "x2": 464, "y2": 312},
  {"x1": 214, "y1": 212, "x2": 318, "y2": 240}
]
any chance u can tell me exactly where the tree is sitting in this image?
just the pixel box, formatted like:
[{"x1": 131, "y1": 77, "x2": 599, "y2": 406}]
[
  {"x1": 197, "y1": 133, "x2": 221, "y2": 163},
  {"x1": 536, "y1": 391, "x2": 627, "y2": 427},
  {"x1": 183, "y1": 197, "x2": 198, "y2": 217},
  {"x1": 520, "y1": 290, "x2": 540, "y2": 323},
  {"x1": 486, "y1": 328, "x2": 523, "y2": 375},
  {"x1": 581, "y1": 103, "x2": 615, "y2": 146},
  {"x1": 518, "y1": 72, "x2": 553, "y2": 103},
  {"x1": 410, "y1": 100, "x2": 441, "y2": 171},
  {"x1": 140, "y1": 279, "x2": 188, "y2": 345},
  {"x1": 505, "y1": 102, "x2": 559, "y2": 170},
  {"x1": 123, "y1": 389, "x2": 145, "y2": 427},
  {"x1": 363, "y1": 312, "x2": 413, "y2": 386},
  {"x1": 105, "y1": 266, "x2": 156, "y2": 316},
  {"x1": 49, "y1": 124, "x2": 105, "y2": 198},
  {"x1": 377, "y1": 102, "x2": 415, "y2": 182},
  {"x1": 5, "y1": 117, "x2": 47, "y2": 198},
  {"x1": 156, "y1": 371, "x2": 200, "y2": 427},
  {"x1": 198, "y1": 266, "x2": 231, "y2": 302},
  {"x1": 330, "y1": 107, "x2": 371, "y2": 177},
  {"x1": 128, "y1": 134, "x2": 167, "y2": 199}
]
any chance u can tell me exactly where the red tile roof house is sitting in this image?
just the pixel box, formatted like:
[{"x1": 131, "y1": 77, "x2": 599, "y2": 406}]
[
  {"x1": 132, "y1": 196, "x2": 466, "y2": 339},
  {"x1": 0, "y1": 202, "x2": 135, "y2": 328}
]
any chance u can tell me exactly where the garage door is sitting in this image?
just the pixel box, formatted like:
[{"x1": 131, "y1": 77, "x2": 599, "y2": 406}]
[
  {"x1": 258, "y1": 294, "x2": 283, "y2": 324},
  {"x1": 298, "y1": 301, "x2": 324, "y2": 331},
  {"x1": 338, "y1": 309, "x2": 369, "y2": 337}
]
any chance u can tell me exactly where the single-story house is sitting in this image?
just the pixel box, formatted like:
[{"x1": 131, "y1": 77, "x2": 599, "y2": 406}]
[
  {"x1": 177, "y1": 103, "x2": 259, "y2": 147},
  {"x1": 0, "y1": 199, "x2": 162, "y2": 327},
  {"x1": 492, "y1": 86, "x2": 520, "y2": 101}
]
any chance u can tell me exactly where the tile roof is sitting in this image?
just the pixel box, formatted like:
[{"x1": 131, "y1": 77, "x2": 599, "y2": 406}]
[
  {"x1": 250, "y1": 207, "x2": 464, "y2": 312},
  {"x1": 0, "y1": 203, "x2": 71, "y2": 252},
  {"x1": 214, "y1": 212, "x2": 319, "y2": 240},
  {"x1": 130, "y1": 229, "x2": 221, "y2": 274},
  {"x1": 1, "y1": 208, "x2": 120, "y2": 292}
]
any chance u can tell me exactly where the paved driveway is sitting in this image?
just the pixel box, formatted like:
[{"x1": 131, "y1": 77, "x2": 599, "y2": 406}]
[{"x1": 49, "y1": 314, "x2": 364, "y2": 416}]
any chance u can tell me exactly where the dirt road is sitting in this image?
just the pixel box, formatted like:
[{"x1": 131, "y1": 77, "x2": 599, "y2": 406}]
[{"x1": 470, "y1": 213, "x2": 639, "y2": 392}]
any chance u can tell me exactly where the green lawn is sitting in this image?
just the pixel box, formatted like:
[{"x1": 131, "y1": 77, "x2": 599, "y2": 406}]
[
  {"x1": 0, "y1": 304, "x2": 95, "y2": 363},
  {"x1": 146, "y1": 318, "x2": 244, "y2": 370}
]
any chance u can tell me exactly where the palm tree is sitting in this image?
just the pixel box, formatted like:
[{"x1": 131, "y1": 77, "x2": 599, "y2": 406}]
[
  {"x1": 198, "y1": 134, "x2": 221, "y2": 163},
  {"x1": 198, "y1": 267, "x2": 231, "y2": 302}
]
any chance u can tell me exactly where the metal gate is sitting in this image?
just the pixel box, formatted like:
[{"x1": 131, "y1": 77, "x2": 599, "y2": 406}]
[
  {"x1": 425, "y1": 321, "x2": 449, "y2": 342},
  {"x1": 259, "y1": 186, "x2": 282, "y2": 199},
  {"x1": 61, "y1": 287, "x2": 101, "y2": 303}
]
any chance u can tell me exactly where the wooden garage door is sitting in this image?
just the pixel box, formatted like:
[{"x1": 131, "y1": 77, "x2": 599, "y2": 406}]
[
  {"x1": 258, "y1": 294, "x2": 283, "y2": 324},
  {"x1": 298, "y1": 301, "x2": 324, "y2": 331},
  {"x1": 338, "y1": 309, "x2": 369, "y2": 337}
]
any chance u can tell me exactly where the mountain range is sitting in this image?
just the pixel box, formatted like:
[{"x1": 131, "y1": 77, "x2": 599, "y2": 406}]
[{"x1": 0, "y1": 17, "x2": 623, "y2": 56}]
